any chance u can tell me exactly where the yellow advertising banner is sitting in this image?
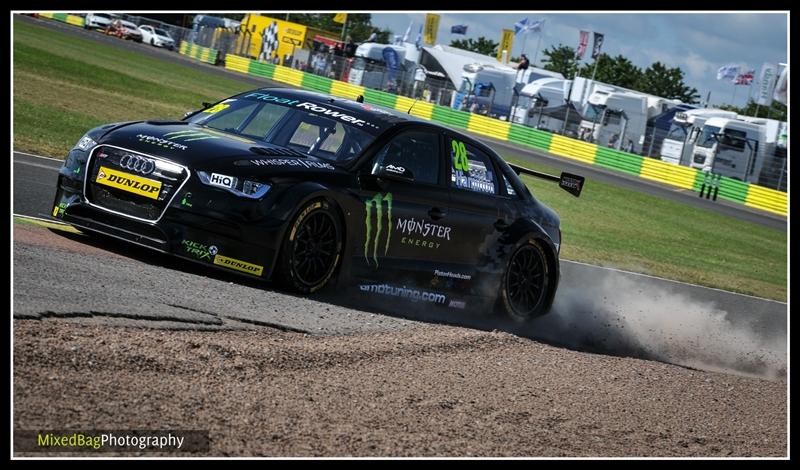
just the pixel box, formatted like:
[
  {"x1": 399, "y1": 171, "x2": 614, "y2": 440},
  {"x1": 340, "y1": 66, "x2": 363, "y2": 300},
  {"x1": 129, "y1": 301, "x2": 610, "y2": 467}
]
[
  {"x1": 241, "y1": 14, "x2": 308, "y2": 65},
  {"x1": 424, "y1": 13, "x2": 440, "y2": 45},
  {"x1": 333, "y1": 13, "x2": 347, "y2": 24},
  {"x1": 497, "y1": 29, "x2": 514, "y2": 62}
]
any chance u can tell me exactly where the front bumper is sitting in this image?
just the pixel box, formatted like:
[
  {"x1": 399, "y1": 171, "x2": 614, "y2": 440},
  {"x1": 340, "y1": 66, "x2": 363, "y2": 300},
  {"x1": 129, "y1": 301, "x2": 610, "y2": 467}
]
[{"x1": 52, "y1": 152, "x2": 285, "y2": 280}]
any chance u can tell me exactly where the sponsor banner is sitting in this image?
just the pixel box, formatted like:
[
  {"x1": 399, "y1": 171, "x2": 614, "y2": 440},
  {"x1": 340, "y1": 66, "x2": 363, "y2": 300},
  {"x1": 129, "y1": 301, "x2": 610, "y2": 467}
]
[
  {"x1": 756, "y1": 62, "x2": 777, "y2": 106},
  {"x1": 424, "y1": 13, "x2": 440, "y2": 45},
  {"x1": 213, "y1": 255, "x2": 264, "y2": 276},
  {"x1": 359, "y1": 283, "x2": 447, "y2": 304},
  {"x1": 95, "y1": 166, "x2": 161, "y2": 200},
  {"x1": 497, "y1": 29, "x2": 514, "y2": 62},
  {"x1": 333, "y1": 13, "x2": 347, "y2": 24}
]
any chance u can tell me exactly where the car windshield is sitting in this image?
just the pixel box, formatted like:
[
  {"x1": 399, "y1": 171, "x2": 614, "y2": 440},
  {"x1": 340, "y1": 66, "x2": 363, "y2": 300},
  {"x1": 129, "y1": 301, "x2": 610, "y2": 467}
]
[
  {"x1": 185, "y1": 97, "x2": 377, "y2": 164},
  {"x1": 155, "y1": 28, "x2": 170, "y2": 37}
]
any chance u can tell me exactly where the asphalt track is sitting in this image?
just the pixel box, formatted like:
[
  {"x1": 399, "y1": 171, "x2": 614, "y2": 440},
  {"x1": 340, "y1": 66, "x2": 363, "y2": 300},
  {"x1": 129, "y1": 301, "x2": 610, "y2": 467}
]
[
  {"x1": 16, "y1": 14, "x2": 786, "y2": 231},
  {"x1": 13, "y1": 152, "x2": 787, "y2": 378}
]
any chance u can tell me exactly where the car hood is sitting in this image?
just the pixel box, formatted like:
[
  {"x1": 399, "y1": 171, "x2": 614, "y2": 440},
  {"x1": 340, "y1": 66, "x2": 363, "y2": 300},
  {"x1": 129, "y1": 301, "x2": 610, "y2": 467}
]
[{"x1": 96, "y1": 121, "x2": 347, "y2": 177}]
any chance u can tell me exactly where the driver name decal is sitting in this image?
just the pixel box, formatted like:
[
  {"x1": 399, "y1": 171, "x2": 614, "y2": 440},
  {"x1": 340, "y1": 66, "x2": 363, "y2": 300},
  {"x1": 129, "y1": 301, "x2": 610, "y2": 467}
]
[{"x1": 250, "y1": 159, "x2": 335, "y2": 170}]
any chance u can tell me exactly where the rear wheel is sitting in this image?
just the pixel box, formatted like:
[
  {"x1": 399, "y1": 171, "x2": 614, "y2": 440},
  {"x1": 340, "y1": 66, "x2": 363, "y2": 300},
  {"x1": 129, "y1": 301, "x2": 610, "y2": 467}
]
[
  {"x1": 499, "y1": 238, "x2": 551, "y2": 322},
  {"x1": 276, "y1": 199, "x2": 343, "y2": 294}
]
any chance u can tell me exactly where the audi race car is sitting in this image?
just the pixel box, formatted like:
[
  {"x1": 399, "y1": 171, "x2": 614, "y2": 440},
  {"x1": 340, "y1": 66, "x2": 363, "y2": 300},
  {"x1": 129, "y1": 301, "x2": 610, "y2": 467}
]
[{"x1": 52, "y1": 88, "x2": 583, "y2": 321}]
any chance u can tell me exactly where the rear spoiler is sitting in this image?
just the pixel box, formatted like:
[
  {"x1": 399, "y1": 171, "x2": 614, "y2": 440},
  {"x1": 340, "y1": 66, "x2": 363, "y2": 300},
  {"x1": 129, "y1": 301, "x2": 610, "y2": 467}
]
[{"x1": 509, "y1": 163, "x2": 585, "y2": 197}]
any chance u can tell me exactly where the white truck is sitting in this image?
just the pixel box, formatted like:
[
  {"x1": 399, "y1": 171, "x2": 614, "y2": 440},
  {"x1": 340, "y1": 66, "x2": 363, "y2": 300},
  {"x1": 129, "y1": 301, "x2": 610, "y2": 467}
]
[
  {"x1": 452, "y1": 64, "x2": 563, "y2": 120},
  {"x1": 659, "y1": 108, "x2": 738, "y2": 166},
  {"x1": 578, "y1": 89, "x2": 648, "y2": 152},
  {"x1": 689, "y1": 117, "x2": 765, "y2": 182},
  {"x1": 511, "y1": 78, "x2": 583, "y2": 133}
]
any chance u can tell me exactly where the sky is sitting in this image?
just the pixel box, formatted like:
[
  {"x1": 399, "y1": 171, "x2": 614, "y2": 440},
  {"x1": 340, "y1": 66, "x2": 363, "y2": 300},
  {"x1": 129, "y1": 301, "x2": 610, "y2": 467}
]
[{"x1": 369, "y1": 12, "x2": 788, "y2": 108}]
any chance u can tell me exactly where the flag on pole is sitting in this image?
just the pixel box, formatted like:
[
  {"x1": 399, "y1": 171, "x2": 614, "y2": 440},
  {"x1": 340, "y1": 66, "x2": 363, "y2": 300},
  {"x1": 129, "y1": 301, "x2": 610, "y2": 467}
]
[
  {"x1": 415, "y1": 23, "x2": 423, "y2": 49},
  {"x1": 451, "y1": 24, "x2": 468, "y2": 35},
  {"x1": 576, "y1": 30, "x2": 589, "y2": 59},
  {"x1": 591, "y1": 32, "x2": 604, "y2": 59},
  {"x1": 514, "y1": 17, "x2": 529, "y2": 35},
  {"x1": 716, "y1": 64, "x2": 741, "y2": 80},
  {"x1": 733, "y1": 69, "x2": 755, "y2": 85},
  {"x1": 333, "y1": 13, "x2": 347, "y2": 24},
  {"x1": 528, "y1": 19, "x2": 544, "y2": 33},
  {"x1": 402, "y1": 22, "x2": 413, "y2": 43},
  {"x1": 514, "y1": 17, "x2": 544, "y2": 35}
]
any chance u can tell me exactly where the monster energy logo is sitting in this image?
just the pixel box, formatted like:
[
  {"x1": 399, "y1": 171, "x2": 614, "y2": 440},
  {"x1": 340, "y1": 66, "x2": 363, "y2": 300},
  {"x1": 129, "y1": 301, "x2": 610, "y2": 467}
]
[
  {"x1": 364, "y1": 193, "x2": 392, "y2": 267},
  {"x1": 162, "y1": 130, "x2": 221, "y2": 142}
]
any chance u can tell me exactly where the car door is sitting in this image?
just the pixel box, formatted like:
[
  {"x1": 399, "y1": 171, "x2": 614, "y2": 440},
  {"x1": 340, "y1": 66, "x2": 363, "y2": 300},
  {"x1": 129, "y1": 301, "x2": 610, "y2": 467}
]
[
  {"x1": 441, "y1": 133, "x2": 517, "y2": 300},
  {"x1": 350, "y1": 127, "x2": 454, "y2": 306}
]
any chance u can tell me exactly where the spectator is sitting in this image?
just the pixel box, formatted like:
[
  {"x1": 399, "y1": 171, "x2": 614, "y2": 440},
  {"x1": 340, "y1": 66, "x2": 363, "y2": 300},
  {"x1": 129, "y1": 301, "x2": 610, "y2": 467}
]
[
  {"x1": 517, "y1": 54, "x2": 530, "y2": 71},
  {"x1": 366, "y1": 30, "x2": 378, "y2": 42},
  {"x1": 608, "y1": 133, "x2": 619, "y2": 148},
  {"x1": 344, "y1": 36, "x2": 357, "y2": 58},
  {"x1": 624, "y1": 139, "x2": 635, "y2": 153}
]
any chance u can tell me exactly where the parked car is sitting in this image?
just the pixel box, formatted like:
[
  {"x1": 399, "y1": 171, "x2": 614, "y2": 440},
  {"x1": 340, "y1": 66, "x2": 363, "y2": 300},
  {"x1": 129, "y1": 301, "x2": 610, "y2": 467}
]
[
  {"x1": 52, "y1": 88, "x2": 585, "y2": 321},
  {"x1": 84, "y1": 13, "x2": 116, "y2": 30},
  {"x1": 138, "y1": 25, "x2": 176, "y2": 50}
]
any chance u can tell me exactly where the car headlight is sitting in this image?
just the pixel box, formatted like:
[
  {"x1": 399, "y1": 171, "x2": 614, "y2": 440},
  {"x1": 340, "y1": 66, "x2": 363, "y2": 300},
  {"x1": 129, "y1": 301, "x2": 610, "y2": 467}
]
[
  {"x1": 196, "y1": 171, "x2": 271, "y2": 199},
  {"x1": 74, "y1": 134, "x2": 98, "y2": 151}
]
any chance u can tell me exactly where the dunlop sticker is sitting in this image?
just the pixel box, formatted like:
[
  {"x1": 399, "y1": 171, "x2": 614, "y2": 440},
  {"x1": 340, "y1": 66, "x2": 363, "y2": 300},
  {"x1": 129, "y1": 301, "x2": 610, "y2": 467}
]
[
  {"x1": 213, "y1": 255, "x2": 264, "y2": 276},
  {"x1": 95, "y1": 166, "x2": 161, "y2": 200}
]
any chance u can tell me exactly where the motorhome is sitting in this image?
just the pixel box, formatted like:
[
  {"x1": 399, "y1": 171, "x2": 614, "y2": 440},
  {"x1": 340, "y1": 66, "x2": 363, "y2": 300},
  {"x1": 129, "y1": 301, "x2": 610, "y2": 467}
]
[
  {"x1": 690, "y1": 117, "x2": 765, "y2": 182},
  {"x1": 659, "y1": 109, "x2": 739, "y2": 166}
]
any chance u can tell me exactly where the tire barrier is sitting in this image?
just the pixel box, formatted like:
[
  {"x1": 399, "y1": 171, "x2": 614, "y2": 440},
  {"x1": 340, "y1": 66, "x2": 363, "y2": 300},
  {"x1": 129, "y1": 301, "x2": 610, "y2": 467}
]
[{"x1": 178, "y1": 40, "x2": 218, "y2": 65}]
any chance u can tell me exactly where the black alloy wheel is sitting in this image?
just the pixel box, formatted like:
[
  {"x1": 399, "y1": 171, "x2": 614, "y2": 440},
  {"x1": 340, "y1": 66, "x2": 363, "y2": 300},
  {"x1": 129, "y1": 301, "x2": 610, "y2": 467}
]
[
  {"x1": 278, "y1": 200, "x2": 342, "y2": 293},
  {"x1": 502, "y1": 240, "x2": 550, "y2": 322}
]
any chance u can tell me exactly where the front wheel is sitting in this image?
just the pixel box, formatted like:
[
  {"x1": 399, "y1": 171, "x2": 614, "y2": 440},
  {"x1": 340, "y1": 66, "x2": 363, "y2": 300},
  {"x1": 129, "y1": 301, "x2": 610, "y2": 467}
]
[
  {"x1": 499, "y1": 238, "x2": 551, "y2": 322},
  {"x1": 276, "y1": 199, "x2": 343, "y2": 294}
]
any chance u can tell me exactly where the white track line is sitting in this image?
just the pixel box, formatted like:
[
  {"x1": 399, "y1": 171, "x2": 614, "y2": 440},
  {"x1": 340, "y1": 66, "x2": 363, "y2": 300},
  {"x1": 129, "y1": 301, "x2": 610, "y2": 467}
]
[
  {"x1": 13, "y1": 150, "x2": 63, "y2": 162},
  {"x1": 562, "y1": 259, "x2": 787, "y2": 305}
]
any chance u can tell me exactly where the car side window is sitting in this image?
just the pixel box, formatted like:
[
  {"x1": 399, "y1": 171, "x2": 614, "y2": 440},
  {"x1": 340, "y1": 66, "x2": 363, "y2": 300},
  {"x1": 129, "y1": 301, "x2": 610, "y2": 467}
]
[
  {"x1": 370, "y1": 130, "x2": 440, "y2": 185},
  {"x1": 448, "y1": 137, "x2": 498, "y2": 195}
]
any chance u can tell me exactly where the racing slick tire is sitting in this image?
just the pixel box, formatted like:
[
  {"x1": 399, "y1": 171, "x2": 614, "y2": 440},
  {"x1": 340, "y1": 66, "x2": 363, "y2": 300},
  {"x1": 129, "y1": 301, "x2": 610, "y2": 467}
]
[
  {"x1": 276, "y1": 199, "x2": 343, "y2": 294},
  {"x1": 499, "y1": 238, "x2": 552, "y2": 322}
]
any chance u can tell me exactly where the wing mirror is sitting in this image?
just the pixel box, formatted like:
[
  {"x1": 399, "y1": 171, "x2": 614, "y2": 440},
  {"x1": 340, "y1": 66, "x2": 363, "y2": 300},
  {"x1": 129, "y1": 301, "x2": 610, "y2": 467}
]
[{"x1": 376, "y1": 164, "x2": 415, "y2": 183}]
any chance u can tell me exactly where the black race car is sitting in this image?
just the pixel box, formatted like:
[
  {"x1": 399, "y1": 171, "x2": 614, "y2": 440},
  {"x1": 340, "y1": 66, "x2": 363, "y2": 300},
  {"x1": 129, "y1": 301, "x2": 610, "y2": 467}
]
[{"x1": 52, "y1": 88, "x2": 583, "y2": 321}]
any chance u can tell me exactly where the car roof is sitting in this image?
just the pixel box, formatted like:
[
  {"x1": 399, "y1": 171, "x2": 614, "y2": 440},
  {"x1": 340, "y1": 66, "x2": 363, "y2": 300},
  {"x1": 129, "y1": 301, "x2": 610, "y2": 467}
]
[{"x1": 242, "y1": 87, "x2": 434, "y2": 135}]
